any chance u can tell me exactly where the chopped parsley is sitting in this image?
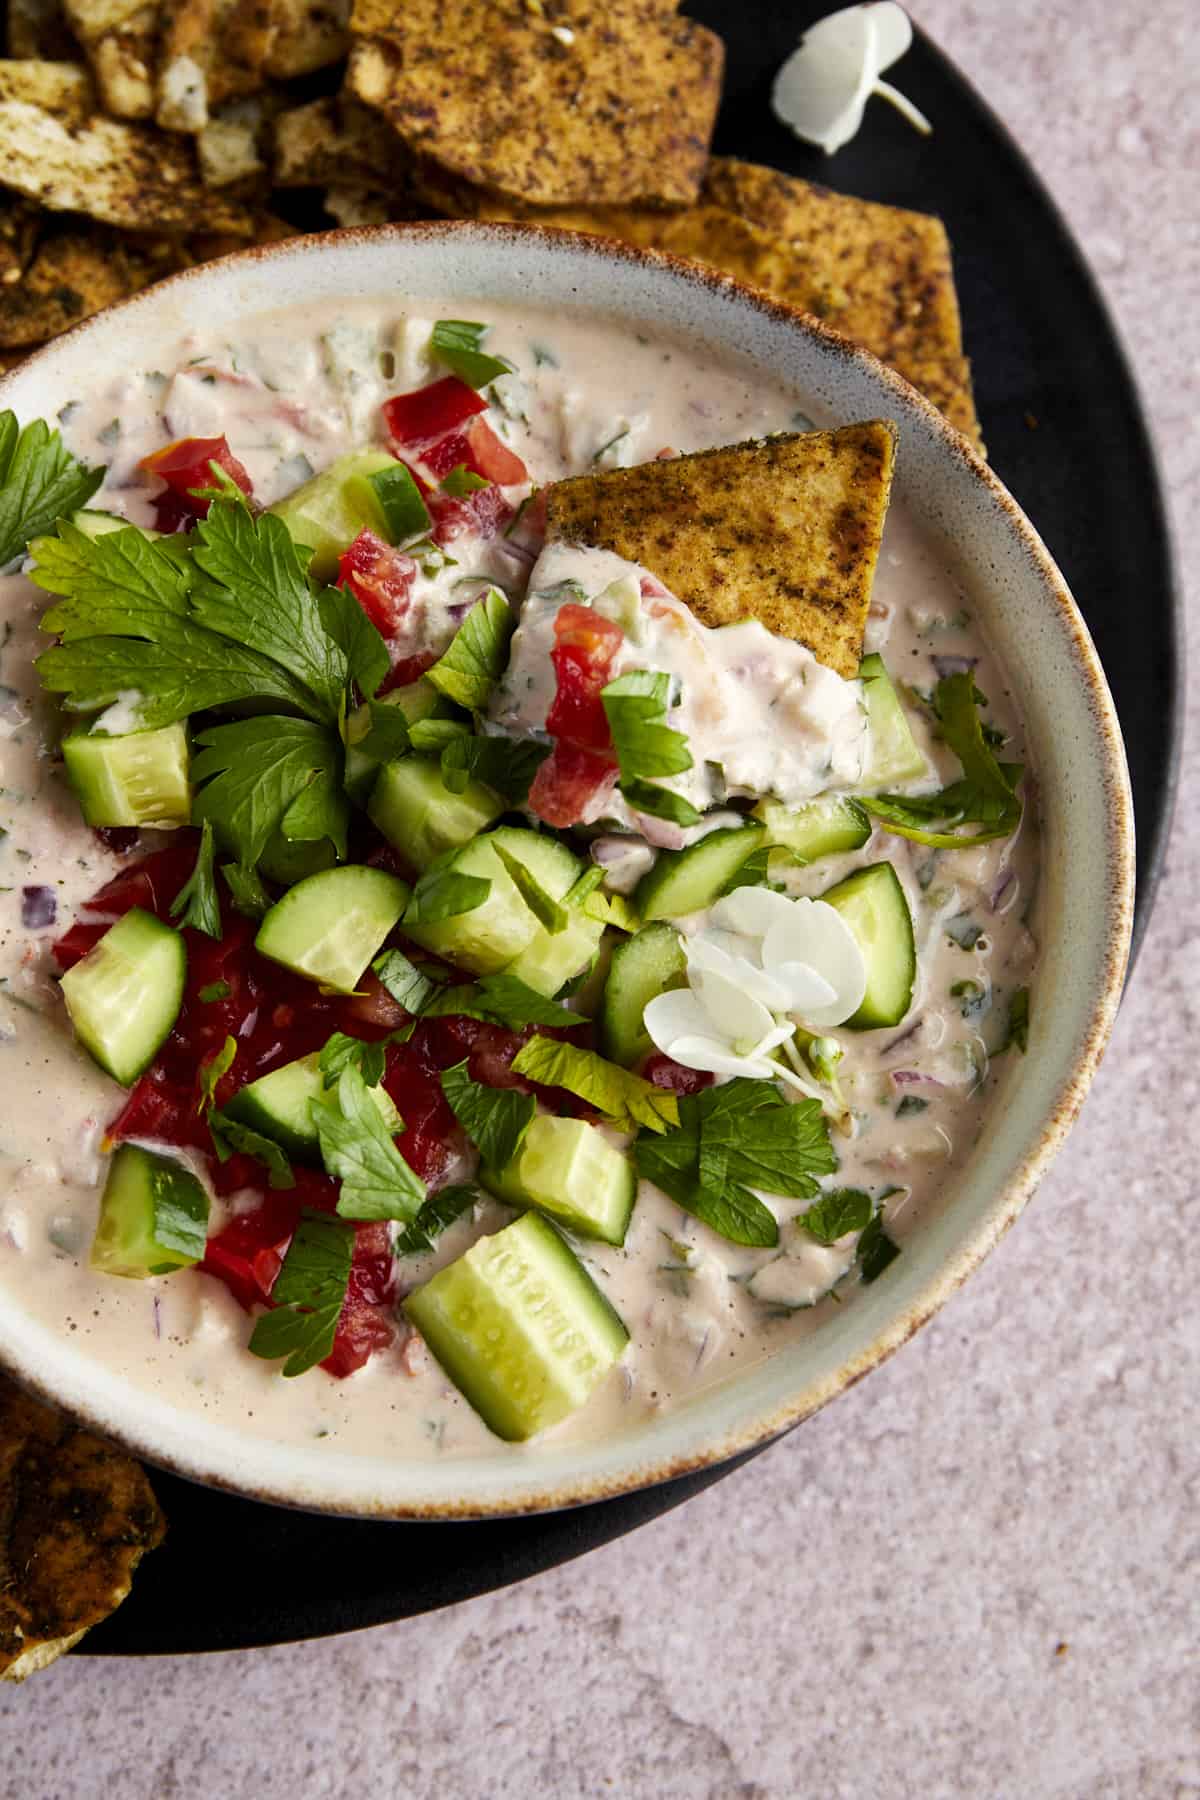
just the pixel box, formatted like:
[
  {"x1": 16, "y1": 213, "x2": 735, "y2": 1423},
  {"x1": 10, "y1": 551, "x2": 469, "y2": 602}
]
[{"x1": 247, "y1": 1210, "x2": 353, "y2": 1377}]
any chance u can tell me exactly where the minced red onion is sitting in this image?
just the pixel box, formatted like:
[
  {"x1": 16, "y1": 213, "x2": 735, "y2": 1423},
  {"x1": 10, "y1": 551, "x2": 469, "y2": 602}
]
[
  {"x1": 890, "y1": 1069, "x2": 948, "y2": 1089},
  {"x1": 21, "y1": 886, "x2": 57, "y2": 929}
]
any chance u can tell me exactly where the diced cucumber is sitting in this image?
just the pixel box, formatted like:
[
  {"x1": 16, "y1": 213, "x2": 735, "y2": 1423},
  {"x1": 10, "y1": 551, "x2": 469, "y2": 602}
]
[
  {"x1": 224, "y1": 1051, "x2": 400, "y2": 1161},
  {"x1": 257, "y1": 832, "x2": 338, "y2": 887},
  {"x1": 62, "y1": 722, "x2": 191, "y2": 829},
  {"x1": 485, "y1": 824, "x2": 601, "y2": 996},
  {"x1": 344, "y1": 679, "x2": 451, "y2": 803},
  {"x1": 368, "y1": 755, "x2": 503, "y2": 870},
  {"x1": 351, "y1": 461, "x2": 430, "y2": 544},
  {"x1": 859, "y1": 653, "x2": 926, "y2": 785},
  {"x1": 600, "y1": 922, "x2": 687, "y2": 1068},
  {"x1": 90, "y1": 1142, "x2": 209, "y2": 1278},
  {"x1": 256, "y1": 866, "x2": 410, "y2": 993},
  {"x1": 402, "y1": 826, "x2": 583, "y2": 979},
  {"x1": 753, "y1": 793, "x2": 872, "y2": 863},
  {"x1": 404, "y1": 1211, "x2": 629, "y2": 1440},
  {"x1": 267, "y1": 448, "x2": 407, "y2": 579},
  {"x1": 821, "y1": 861, "x2": 916, "y2": 1029},
  {"x1": 634, "y1": 823, "x2": 766, "y2": 922},
  {"x1": 505, "y1": 909, "x2": 604, "y2": 998},
  {"x1": 60, "y1": 907, "x2": 185, "y2": 1086},
  {"x1": 69, "y1": 509, "x2": 161, "y2": 542},
  {"x1": 481, "y1": 1116, "x2": 636, "y2": 1246}
]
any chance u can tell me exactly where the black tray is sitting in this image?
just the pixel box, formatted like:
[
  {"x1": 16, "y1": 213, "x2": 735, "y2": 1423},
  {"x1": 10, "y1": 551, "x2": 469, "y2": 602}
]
[{"x1": 82, "y1": 3, "x2": 1183, "y2": 1654}]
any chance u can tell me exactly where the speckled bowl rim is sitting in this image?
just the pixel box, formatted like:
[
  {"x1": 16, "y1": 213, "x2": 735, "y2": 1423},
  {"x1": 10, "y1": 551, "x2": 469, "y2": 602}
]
[{"x1": 0, "y1": 222, "x2": 1135, "y2": 1519}]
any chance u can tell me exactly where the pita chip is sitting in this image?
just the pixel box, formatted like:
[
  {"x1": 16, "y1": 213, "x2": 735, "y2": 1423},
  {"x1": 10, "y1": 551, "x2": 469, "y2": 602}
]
[
  {"x1": 0, "y1": 1374, "x2": 164, "y2": 1680},
  {"x1": 264, "y1": 0, "x2": 351, "y2": 79},
  {"x1": 7, "y1": 0, "x2": 76, "y2": 59},
  {"x1": 702, "y1": 158, "x2": 981, "y2": 446},
  {"x1": 545, "y1": 424, "x2": 897, "y2": 678},
  {"x1": 0, "y1": 61, "x2": 256, "y2": 233},
  {"x1": 347, "y1": 0, "x2": 723, "y2": 209},
  {"x1": 0, "y1": 227, "x2": 177, "y2": 346}
]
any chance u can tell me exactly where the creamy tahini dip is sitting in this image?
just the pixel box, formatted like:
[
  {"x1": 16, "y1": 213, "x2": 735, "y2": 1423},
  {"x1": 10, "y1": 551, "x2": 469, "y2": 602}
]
[{"x1": 0, "y1": 300, "x2": 1039, "y2": 1459}]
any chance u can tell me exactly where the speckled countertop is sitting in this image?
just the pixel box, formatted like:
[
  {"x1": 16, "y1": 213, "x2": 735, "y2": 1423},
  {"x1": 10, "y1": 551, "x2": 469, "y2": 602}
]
[{"x1": 3, "y1": 3, "x2": 1197, "y2": 1795}]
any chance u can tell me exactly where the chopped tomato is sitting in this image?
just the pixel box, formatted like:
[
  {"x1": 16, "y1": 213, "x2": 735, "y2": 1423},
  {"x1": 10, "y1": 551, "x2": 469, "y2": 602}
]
[
  {"x1": 74, "y1": 837, "x2": 201, "y2": 923},
  {"x1": 338, "y1": 529, "x2": 417, "y2": 637},
  {"x1": 528, "y1": 740, "x2": 618, "y2": 829},
  {"x1": 51, "y1": 919, "x2": 107, "y2": 971},
  {"x1": 139, "y1": 435, "x2": 253, "y2": 523},
  {"x1": 378, "y1": 649, "x2": 437, "y2": 696},
  {"x1": 545, "y1": 603, "x2": 624, "y2": 750},
  {"x1": 421, "y1": 417, "x2": 529, "y2": 487},
  {"x1": 382, "y1": 377, "x2": 487, "y2": 448},
  {"x1": 641, "y1": 1053, "x2": 714, "y2": 1096},
  {"x1": 420, "y1": 429, "x2": 474, "y2": 481},
  {"x1": 323, "y1": 1223, "x2": 399, "y2": 1378},
  {"x1": 201, "y1": 1189, "x2": 303, "y2": 1313},
  {"x1": 428, "y1": 482, "x2": 514, "y2": 544}
]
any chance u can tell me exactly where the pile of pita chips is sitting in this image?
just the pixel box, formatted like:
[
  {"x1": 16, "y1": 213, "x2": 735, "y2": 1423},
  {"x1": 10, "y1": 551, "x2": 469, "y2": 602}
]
[
  {"x1": 346, "y1": 0, "x2": 723, "y2": 210},
  {"x1": 0, "y1": 1373, "x2": 165, "y2": 1680},
  {"x1": 546, "y1": 423, "x2": 898, "y2": 679}
]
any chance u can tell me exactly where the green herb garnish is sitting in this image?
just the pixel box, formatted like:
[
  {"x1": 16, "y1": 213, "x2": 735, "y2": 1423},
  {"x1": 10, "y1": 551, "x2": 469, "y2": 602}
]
[
  {"x1": 861, "y1": 672, "x2": 1022, "y2": 848},
  {"x1": 318, "y1": 1031, "x2": 386, "y2": 1090},
  {"x1": 0, "y1": 410, "x2": 103, "y2": 568},
  {"x1": 170, "y1": 819, "x2": 221, "y2": 940},
  {"x1": 440, "y1": 464, "x2": 489, "y2": 496},
  {"x1": 247, "y1": 1210, "x2": 353, "y2": 1377},
  {"x1": 394, "y1": 1183, "x2": 479, "y2": 1256},
  {"x1": 314, "y1": 1066, "x2": 426, "y2": 1223},
  {"x1": 799, "y1": 1187, "x2": 873, "y2": 1245},
  {"x1": 429, "y1": 319, "x2": 514, "y2": 389},
  {"x1": 510, "y1": 1036, "x2": 678, "y2": 1134},
  {"x1": 441, "y1": 1059, "x2": 535, "y2": 1170},
  {"x1": 601, "y1": 669, "x2": 699, "y2": 827},
  {"x1": 425, "y1": 586, "x2": 514, "y2": 711}
]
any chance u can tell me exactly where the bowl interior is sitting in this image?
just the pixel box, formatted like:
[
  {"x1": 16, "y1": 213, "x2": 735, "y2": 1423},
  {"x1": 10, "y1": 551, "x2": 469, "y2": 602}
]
[{"x1": 0, "y1": 224, "x2": 1134, "y2": 1516}]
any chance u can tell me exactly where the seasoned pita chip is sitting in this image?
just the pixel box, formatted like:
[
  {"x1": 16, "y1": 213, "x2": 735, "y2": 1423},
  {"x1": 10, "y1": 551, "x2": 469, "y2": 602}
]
[
  {"x1": 347, "y1": 0, "x2": 723, "y2": 209},
  {"x1": 265, "y1": 0, "x2": 350, "y2": 78},
  {"x1": 86, "y1": 8, "x2": 160, "y2": 119},
  {"x1": 546, "y1": 424, "x2": 897, "y2": 678},
  {"x1": 62, "y1": 0, "x2": 146, "y2": 35},
  {"x1": 0, "y1": 345, "x2": 37, "y2": 372},
  {"x1": 188, "y1": 209, "x2": 297, "y2": 261},
  {"x1": 702, "y1": 159, "x2": 981, "y2": 446},
  {"x1": 323, "y1": 186, "x2": 390, "y2": 228},
  {"x1": 0, "y1": 61, "x2": 256, "y2": 233},
  {"x1": 0, "y1": 227, "x2": 175, "y2": 346},
  {"x1": 7, "y1": 0, "x2": 76, "y2": 59},
  {"x1": 273, "y1": 94, "x2": 401, "y2": 189},
  {"x1": 157, "y1": 0, "x2": 277, "y2": 132},
  {"x1": 0, "y1": 1374, "x2": 164, "y2": 1680},
  {"x1": 0, "y1": 197, "x2": 40, "y2": 288}
]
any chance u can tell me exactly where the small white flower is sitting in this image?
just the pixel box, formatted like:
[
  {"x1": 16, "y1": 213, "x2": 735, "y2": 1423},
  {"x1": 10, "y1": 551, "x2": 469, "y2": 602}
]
[
  {"x1": 772, "y1": 3, "x2": 932, "y2": 157},
  {"x1": 641, "y1": 887, "x2": 868, "y2": 1084}
]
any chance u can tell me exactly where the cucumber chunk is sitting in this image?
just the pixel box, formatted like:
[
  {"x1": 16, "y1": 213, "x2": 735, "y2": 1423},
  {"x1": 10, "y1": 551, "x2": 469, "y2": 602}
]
[
  {"x1": 753, "y1": 794, "x2": 872, "y2": 863},
  {"x1": 90, "y1": 1142, "x2": 209, "y2": 1278},
  {"x1": 224, "y1": 1051, "x2": 400, "y2": 1161},
  {"x1": 368, "y1": 756, "x2": 503, "y2": 872},
  {"x1": 600, "y1": 922, "x2": 687, "y2": 1068},
  {"x1": 267, "y1": 448, "x2": 407, "y2": 579},
  {"x1": 60, "y1": 908, "x2": 185, "y2": 1086},
  {"x1": 821, "y1": 861, "x2": 916, "y2": 1029},
  {"x1": 345, "y1": 679, "x2": 451, "y2": 803},
  {"x1": 481, "y1": 1116, "x2": 636, "y2": 1246},
  {"x1": 404, "y1": 1212, "x2": 629, "y2": 1440},
  {"x1": 69, "y1": 509, "x2": 161, "y2": 542},
  {"x1": 256, "y1": 866, "x2": 410, "y2": 993},
  {"x1": 859, "y1": 653, "x2": 926, "y2": 785},
  {"x1": 62, "y1": 722, "x2": 191, "y2": 829},
  {"x1": 403, "y1": 826, "x2": 586, "y2": 982},
  {"x1": 635, "y1": 823, "x2": 765, "y2": 921}
]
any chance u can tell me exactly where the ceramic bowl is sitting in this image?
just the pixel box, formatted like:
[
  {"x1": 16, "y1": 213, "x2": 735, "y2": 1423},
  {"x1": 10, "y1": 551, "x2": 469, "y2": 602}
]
[{"x1": 0, "y1": 223, "x2": 1134, "y2": 1516}]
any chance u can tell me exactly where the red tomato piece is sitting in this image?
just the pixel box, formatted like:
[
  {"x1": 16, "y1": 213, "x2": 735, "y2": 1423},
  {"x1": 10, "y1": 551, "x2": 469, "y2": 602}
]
[
  {"x1": 641, "y1": 1053, "x2": 714, "y2": 1096},
  {"x1": 338, "y1": 530, "x2": 417, "y2": 637},
  {"x1": 382, "y1": 377, "x2": 487, "y2": 448},
  {"x1": 428, "y1": 482, "x2": 514, "y2": 545},
  {"x1": 200, "y1": 1189, "x2": 304, "y2": 1312},
  {"x1": 421, "y1": 420, "x2": 527, "y2": 486},
  {"x1": 82, "y1": 837, "x2": 202, "y2": 921},
  {"x1": 323, "y1": 1295, "x2": 395, "y2": 1378},
  {"x1": 106, "y1": 1069, "x2": 193, "y2": 1149},
  {"x1": 139, "y1": 435, "x2": 253, "y2": 521},
  {"x1": 545, "y1": 603, "x2": 624, "y2": 749},
  {"x1": 527, "y1": 740, "x2": 618, "y2": 829},
  {"x1": 52, "y1": 920, "x2": 107, "y2": 971},
  {"x1": 378, "y1": 649, "x2": 437, "y2": 696}
]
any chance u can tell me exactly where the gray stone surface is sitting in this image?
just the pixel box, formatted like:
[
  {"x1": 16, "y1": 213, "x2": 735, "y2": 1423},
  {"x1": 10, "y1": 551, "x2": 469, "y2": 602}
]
[{"x1": 3, "y1": 3, "x2": 1197, "y2": 1794}]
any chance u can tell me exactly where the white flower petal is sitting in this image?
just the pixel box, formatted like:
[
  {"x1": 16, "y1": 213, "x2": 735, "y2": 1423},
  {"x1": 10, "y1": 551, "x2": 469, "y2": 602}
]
[
  {"x1": 710, "y1": 886, "x2": 796, "y2": 942},
  {"x1": 775, "y1": 962, "x2": 839, "y2": 1012},
  {"x1": 686, "y1": 933, "x2": 791, "y2": 1012},
  {"x1": 871, "y1": 1, "x2": 913, "y2": 66},
  {"x1": 771, "y1": 4, "x2": 877, "y2": 155},
  {"x1": 666, "y1": 1037, "x2": 784, "y2": 1081},
  {"x1": 747, "y1": 1023, "x2": 798, "y2": 1058},
  {"x1": 643, "y1": 989, "x2": 715, "y2": 1056},
  {"x1": 762, "y1": 897, "x2": 868, "y2": 1028},
  {"x1": 688, "y1": 965, "x2": 777, "y2": 1048},
  {"x1": 771, "y1": 3, "x2": 929, "y2": 156}
]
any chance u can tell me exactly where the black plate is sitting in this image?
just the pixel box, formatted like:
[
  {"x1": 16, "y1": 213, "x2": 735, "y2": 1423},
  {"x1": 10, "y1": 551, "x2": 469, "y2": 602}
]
[{"x1": 81, "y1": 4, "x2": 1182, "y2": 1655}]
